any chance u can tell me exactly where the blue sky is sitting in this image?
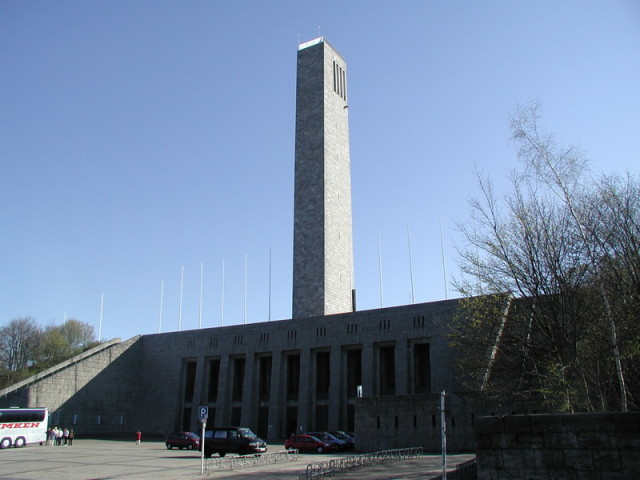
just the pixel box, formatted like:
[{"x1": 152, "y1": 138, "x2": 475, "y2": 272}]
[{"x1": 2, "y1": 1, "x2": 639, "y2": 341}]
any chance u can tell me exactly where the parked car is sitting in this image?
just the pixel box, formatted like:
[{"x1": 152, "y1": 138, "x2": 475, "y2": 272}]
[
  {"x1": 199, "y1": 426, "x2": 267, "y2": 458},
  {"x1": 285, "y1": 434, "x2": 337, "y2": 453},
  {"x1": 306, "y1": 431, "x2": 348, "y2": 450},
  {"x1": 165, "y1": 431, "x2": 200, "y2": 450},
  {"x1": 329, "y1": 431, "x2": 355, "y2": 450}
]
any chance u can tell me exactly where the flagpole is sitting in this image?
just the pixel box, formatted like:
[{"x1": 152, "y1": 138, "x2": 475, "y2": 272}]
[
  {"x1": 243, "y1": 254, "x2": 247, "y2": 324},
  {"x1": 159, "y1": 281, "x2": 164, "y2": 333},
  {"x1": 268, "y1": 248, "x2": 272, "y2": 322},
  {"x1": 178, "y1": 265, "x2": 184, "y2": 331},
  {"x1": 199, "y1": 261, "x2": 204, "y2": 329},
  {"x1": 407, "y1": 225, "x2": 415, "y2": 304},
  {"x1": 440, "y1": 218, "x2": 449, "y2": 300},
  {"x1": 99, "y1": 292, "x2": 104, "y2": 341},
  {"x1": 221, "y1": 258, "x2": 225, "y2": 326},
  {"x1": 378, "y1": 230, "x2": 384, "y2": 307}
]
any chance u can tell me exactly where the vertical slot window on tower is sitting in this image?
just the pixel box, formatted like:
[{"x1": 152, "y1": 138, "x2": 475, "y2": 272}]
[{"x1": 332, "y1": 60, "x2": 347, "y2": 101}]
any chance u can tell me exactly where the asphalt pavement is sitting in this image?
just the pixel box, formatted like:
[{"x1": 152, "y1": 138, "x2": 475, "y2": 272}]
[{"x1": 0, "y1": 439, "x2": 475, "y2": 480}]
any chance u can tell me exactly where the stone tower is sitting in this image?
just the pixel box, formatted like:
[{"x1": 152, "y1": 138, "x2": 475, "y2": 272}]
[{"x1": 292, "y1": 37, "x2": 354, "y2": 319}]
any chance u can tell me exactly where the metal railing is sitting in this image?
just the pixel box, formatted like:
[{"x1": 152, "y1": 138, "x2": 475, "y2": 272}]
[
  {"x1": 297, "y1": 447, "x2": 423, "y2": 479},
  {"x1": 205, "y1": 449, "x2": 299, "y2": 473}
]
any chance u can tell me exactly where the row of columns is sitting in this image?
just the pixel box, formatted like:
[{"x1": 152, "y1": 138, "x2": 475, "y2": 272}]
[{"x1": 181, "y1": 338, "x2": 428, "y2": 439}]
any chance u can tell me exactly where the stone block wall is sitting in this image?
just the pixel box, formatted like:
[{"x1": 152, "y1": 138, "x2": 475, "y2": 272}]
[
  {"x1": 475, "y1": 413, "x2": 640, "y2": 479},
  {"x1": 354, "y1": 392, "x2": 537, "y2": 452},
  {"x1": 0, "y1": 336, "x2": 143, "y2": 436}
]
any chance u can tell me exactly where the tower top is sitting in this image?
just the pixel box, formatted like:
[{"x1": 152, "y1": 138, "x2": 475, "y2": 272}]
[{"x1": 298, "y1": 37, "x2": 324, "y2": 51}]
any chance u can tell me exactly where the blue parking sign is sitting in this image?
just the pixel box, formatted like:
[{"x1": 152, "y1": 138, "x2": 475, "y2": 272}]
[{"x1": 198, "y1": 406, "x2": 208, "y2": 420}]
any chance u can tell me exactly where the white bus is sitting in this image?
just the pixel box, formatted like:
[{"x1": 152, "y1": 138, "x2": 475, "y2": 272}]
[{"x1": 0, "y1": 407, "x2": 48, "y2": 448}]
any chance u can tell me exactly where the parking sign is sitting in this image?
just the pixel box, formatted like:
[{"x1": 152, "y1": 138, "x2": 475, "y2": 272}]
[{"x1": 198, "y1": 406, "x2": 208, "y2": 421}]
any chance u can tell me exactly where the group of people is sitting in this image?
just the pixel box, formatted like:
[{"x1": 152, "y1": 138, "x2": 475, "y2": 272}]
[{"x1": 47, "y1": 427, "x2": 74, "y2": 446}]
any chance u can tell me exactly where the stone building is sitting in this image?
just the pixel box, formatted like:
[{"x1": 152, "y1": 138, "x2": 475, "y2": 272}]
[{"x1": 0, "y1": 38, "x2": 477, "y2": 447}]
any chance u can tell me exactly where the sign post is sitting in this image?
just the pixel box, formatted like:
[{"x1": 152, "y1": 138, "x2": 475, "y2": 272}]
[
  {"x1": 198, "y1": 406, "x2": 208, "y2": 475},
  {"x1": 441, "y1": 390, "x2": 447, "y2": 480}
]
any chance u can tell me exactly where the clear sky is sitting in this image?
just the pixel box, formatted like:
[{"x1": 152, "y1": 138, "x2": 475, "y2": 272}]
[{"x1": 2, "y1": 1, "x2": 639, "y2": 341}]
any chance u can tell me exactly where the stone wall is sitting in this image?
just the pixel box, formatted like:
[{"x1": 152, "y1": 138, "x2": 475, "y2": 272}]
[
  {"x1": 354, "y1": 392, "x2": 541, "y2": 452},
  {"x1": 0, "y1": 298, "x2": 466, "y2": 440},
  {"x1": 0, "y1": 336, "x2": 143, "y2": 436},
  {"x1": 475, "y1": 413, "x2": 640, "y2": 479}
]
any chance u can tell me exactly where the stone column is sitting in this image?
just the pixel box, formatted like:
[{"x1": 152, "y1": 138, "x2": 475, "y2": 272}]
[
  {"x1": 215, "y1": 355, "x2": 230, "y2": 425},
  {"x1": 297, "y1": 348, "x2": 311, "y2": 433},
  {"x1": 361, "y1": 342, "x2": 375, "y2": 397},
  {"x1": 328, "y1": 346, "x2": 342, "y2": 429},
  {"x1": 240, "y1": 353, "x2": 255, "y2": 427}
]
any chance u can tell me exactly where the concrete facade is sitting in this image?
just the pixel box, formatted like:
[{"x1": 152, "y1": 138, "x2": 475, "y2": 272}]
[
  {"x1": 0, "y1": 299, "x2": 464, "y2": 440},
  {"x1": 292, "y1": 37, "x2": 354, "y2": 319}
]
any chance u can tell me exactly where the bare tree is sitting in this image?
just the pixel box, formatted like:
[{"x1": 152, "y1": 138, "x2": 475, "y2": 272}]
[
  {"x1": 511, "y1": 103, "x2": 628, "y2": 411},
  {"x1": 0, "y1": 317, "x2": 42, "y2": 371},
  {"x1": 454, "y1": 104, "x2": 638, "y2": 412}
]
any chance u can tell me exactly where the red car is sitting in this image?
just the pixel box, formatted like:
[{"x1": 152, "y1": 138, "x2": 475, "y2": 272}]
[
  {"x1": 165, "y1": 431, "x2": 200, "y2": 450},
  {"x1": 285, "y1": 434, "x2": 337, "y2": 453}
]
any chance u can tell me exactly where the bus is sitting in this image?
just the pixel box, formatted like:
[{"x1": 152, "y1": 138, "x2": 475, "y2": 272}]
[{"x1": 0, "y1": 408, "x2": 48, "y2": 448}]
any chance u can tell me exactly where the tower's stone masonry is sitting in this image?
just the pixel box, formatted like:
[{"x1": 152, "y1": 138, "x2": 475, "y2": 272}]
[{"x1": 293, "y1": 37, "x2": 354, "y2": 319}]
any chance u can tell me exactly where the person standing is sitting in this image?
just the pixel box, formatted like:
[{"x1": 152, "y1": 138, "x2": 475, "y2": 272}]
[
  {"x1": 68, "y1": 429, "x2": 75, "y2": 446},
  {"x1": 135, "y1": 430, "x2": 142, "y2": 445}
]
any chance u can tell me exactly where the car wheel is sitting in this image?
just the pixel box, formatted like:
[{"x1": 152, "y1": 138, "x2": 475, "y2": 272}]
[
  {"x1": 316, "y1": 446, "x2": 324, "y2": 453},
  {"x1": 0, "y1": 438, "x2": 11, "y2": 449},
  {"x1": 14, "y1": 437, "x2": 26, "y2": 448},
  {"x1": 218, "y1": 452, "x2": 226, "y2": 457},
  {"x1": 186, "y1": 444, "x2": 193, "y2": 450},
  {"x1": 166, "y1": 443, "x2": 172, "y2": 449},
  {"x1": 204, "y1": 449, "x2": 213, "y2": 458}
]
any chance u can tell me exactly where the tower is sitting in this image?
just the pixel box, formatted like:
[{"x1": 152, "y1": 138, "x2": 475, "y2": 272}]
[{"x1": 292, "y1": 37, "x2": 354, "y2": 319}]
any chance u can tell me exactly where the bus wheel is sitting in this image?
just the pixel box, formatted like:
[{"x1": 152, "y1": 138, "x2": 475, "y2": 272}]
[
  {"x1": 14, "y1": 437, "x2": 26, "y2": 448},
  {"x1": 0, "y1": 438, "x2": 11, "y2": 449}
]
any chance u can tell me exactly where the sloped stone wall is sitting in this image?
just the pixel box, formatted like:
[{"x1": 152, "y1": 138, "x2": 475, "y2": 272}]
[
  {"x1": 0, "y1": 336, "x2": 143, "y2": 436},
  {"x1": 475, "y1": 413, "x2": 640, "y2": 479}
]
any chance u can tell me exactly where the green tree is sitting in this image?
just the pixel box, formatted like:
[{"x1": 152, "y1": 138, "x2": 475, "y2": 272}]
[
  {"x1": 57, "y1": 319, "x2": 96, "y2": 351},
  {"x1": 37, "y1": 328, "x2": 73, "y2": 368}
]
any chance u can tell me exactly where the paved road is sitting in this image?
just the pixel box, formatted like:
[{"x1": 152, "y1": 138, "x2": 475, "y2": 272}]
[{"x1": 0, "y1": 439, "x2": 475, "y2": 480}]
